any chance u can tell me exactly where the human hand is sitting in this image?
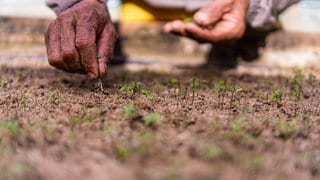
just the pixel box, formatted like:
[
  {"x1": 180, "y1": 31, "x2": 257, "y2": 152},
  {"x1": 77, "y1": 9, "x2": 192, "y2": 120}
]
[
  {"x1": 163, "y1": 0, "x2": 250, "y2": 42},
  {"x1": 45, "y1": 0, "x2": 117, "y2": 79}
]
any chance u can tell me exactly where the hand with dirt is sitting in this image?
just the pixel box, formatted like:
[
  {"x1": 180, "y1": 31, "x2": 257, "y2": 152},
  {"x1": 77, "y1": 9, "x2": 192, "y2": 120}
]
[
  {"x1": 45, "y1": 0, "x2": 117, "y2": 79},
  {"x1": 163, "y1": 0, "x2": 250, "y2": 42}
]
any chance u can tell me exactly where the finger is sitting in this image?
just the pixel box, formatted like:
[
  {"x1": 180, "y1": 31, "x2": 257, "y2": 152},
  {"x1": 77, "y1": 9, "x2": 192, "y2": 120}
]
[
  {"x1": 45, "y1": 21, "x2": 69, "y2": 71},
  {"x1": 59, "y1": 12, "x2": 84, "y2": 73},
  {"x1": 75, "y1": 16, "x2": 99, "y2": 79},
  {"x1": 193, "y1": 0, "x2": 233, "y2": 26},
  {"x1": 97, "y1": 23, "x2": 118, "y2": 78},
  {"x1": 185, "y1": 16, "x2": 244, "y2": 42},
  {"x1": 163, "y1": 20, "x2": 188, "y2": 36}
]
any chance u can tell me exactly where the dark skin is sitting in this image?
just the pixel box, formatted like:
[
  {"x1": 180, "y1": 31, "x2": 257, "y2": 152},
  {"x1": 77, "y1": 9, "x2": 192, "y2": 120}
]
[{"x1": 45, "y1": 0, "x2": 249, "y2": 79}]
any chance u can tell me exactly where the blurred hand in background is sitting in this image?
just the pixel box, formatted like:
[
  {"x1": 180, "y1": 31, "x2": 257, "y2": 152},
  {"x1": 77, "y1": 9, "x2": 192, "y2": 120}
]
[{"x1": 163, "y1": 0, "x2": 250, "y2": 43}]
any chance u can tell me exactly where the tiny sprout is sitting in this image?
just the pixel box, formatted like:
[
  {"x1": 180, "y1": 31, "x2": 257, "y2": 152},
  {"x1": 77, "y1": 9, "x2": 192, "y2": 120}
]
[
  {"x1": 123, "y1": 104, "x2": 134, "y2": 120},
  {"x1": 292, "y1": 86, "x2": 303, "y2": 101},
  {"x1": 114, "y1": 145, "x2": 130, "y2": 161},
  {"x1": 82, "y1": 115, "x2": 92, "y2": 122},
  {"x1": 141, "y1": 90, "x2": 154, "y2": 99},
  {"x1": 232, "y1": 117, "x2": 246, "y2": 133},
  {"x1": 131, "y1": 81, "x2": 143, "y2": 90},
  {"x1": 120, "y1": 85, "x2": 133, "y2": 97},
  {"x1": 273, "y1": 118, "x2": 298, "y2": 140},
  {"x1": 215, "y1": 81, "x2": 227, "y2": 92},
  {"x1": 271, "y1": 89, "x2": 283, "y2": 102},
  {"x1": 285, "y1": 76, "x2": 301, "y2": 87},
  {"x1": 152, "y1": 83, "x2": 162, "y2": 89},
  {"x1": 0, "y1": 120, "x2": 19, "y2": 135},
  {"x1": 307, "y1": 74, "x2": 317, "y2": 86},
  {"x1": 119, "y1": 81, "x2": 143, "y2": 98},
  {"x1": 204, "y1": 144, "x2": 222, "y2": 160},
  {"x1": 189, "y1": 78, "x2": 201, "y2": 90},
  {"x1": 143, "y1": 113, "x2": 163, "y2": 126},
  {"x1": 0, "y1": 80, "x2": 8, "y2": 87},
  {"x1": 168, "y1": 78, "x2": 179, "y2": 85}
]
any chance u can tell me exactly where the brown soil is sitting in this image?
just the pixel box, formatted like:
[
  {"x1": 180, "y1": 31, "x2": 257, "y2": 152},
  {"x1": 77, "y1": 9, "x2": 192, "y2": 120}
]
[{"x1": 0, "y1": 60, "x2": 319, "y2": 180}]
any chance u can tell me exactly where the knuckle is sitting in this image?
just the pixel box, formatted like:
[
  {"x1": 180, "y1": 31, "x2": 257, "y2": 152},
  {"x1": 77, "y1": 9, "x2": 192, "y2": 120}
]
[
  {"x1": 75, "y1": 37, "x2": 94, "y2": 49},
  {"x1": 61, "y1": 48, "x2": 75, "y2": 59},
  {"x1": 57, "y1": 12, "x2": 72, "y2": 22}
]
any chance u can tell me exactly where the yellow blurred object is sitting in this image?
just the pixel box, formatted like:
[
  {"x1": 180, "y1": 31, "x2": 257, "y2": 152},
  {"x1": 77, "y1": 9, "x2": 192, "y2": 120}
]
[{"x1": 121, "y1": 1, "x2": 192, "y2": 22}]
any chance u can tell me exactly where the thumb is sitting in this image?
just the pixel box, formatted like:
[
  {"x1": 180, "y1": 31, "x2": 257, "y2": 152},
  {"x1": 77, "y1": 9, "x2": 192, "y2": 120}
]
[
  {"x1": 97, "y1": 23, "x2": 118, "y2": 78},
  {"x1": 193, "y1": 0, "x2": 234, "y2": 26}
]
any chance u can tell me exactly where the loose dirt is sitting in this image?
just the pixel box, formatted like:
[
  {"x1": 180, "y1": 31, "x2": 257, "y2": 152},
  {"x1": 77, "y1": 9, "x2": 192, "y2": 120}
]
[{"x1": 0, "y1": 60, "x2": 319, "y2": 180}]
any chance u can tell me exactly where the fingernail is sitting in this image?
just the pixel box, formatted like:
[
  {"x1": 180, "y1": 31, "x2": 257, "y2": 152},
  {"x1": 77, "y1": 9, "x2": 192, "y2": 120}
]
[
  {"x1": 195, "y1": 12, "x2": 208, "y2": 24},
  {"x1": 163, "y1": 23, "x2": 170, "y2": 32}
]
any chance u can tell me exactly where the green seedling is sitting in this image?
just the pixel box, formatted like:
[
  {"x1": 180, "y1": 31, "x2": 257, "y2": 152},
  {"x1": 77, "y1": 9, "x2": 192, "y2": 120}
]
[
  {"x1": 189, "y1": 78, "x2": 202, "y2": 104},
  {"x1": 131, "y1": 81, "x2": 143, "y2": 91},
  {"x1": 168, "y1": 78, "x2": 179, "y2": 86},
  {"x1": 215, "y1": 81, "x2": 227, "y2": 91},
  {"x1": 214, "y1": 81, "x2": 228, "y2": 108},
  {"x1": 271, "y1": 89, "x2": 283, "y2": 105},
  {"x1": 123, "y1": 104, "x2": 134, "y2": 120},
  {"x1": 189, "y1": 78, "x2": 201, "y2": 89},
  {"x1": 19, "y1": 93, "x2": 31, "y2": 109},
  {"x1": 119, "y1": 81, "x2": 143, "y2": 98},
  {"x1": 273, "y1": 118, "x2": 298, "y2": 140},
  {"x1": 20, "y1": 98, "x2": 29, "y2": 107},
  {"x1": 232, "y1": 116, "x2": 246, "y2": 133},
  {"x1": 114, "y1": 145, "x2": 130, "y2": 161},
  {"x1": 229, "y1": 86, "x2": 245, "y2": 109},
  {"x1": 0, "y1": 120, "x2": 19, "y2": 135},
  {"x1": 292, "y1": 86, "x2": 303, "y2": 101},
  {"x1": 286, "y1": 77, "x2": 301, "y2": 86},
  {"x1": 69, "y1": 117, "x2": 80, "y2": 129},
  {"x1": 82, "y1": 115, "x2": 92, "y2": 122},
  {"x1": 307, "y1": 74, "x2": 317, "y2": 86},
  {"x1": 152, "y1": 83, "x2": 163, "y2": 95},
  {"x1": 285, "y1": 75, "x2": 304, "y2": 102},
  {"x1": 152, "y1": 83, "x2": 162, "y2": 89},
  {"x1": 45, "y1": 92, "x2": 57, "y2": 99},
  {"x1": 18, "y1": 71, "x2": 28, "y2": 82},
  {"x1": 69, "y1": 115, "x2": 93, "y2": 129},
  {"x1": 143, "y1": 113, "x2": 163, "y2": 126},
  {"x1": 141, "y1": 90, "x2": 154, "y2": 100},
  {"x1": 250, "y1": 155, "x2": 264, "y2": 173},
  {"x1": 0, "y1": 80, "x2": 8, "y2": 87},
  {"x1": 204, "y1": 144, "x2": 222, "y2": 160},
  {"x1": 119, "y1": 84, "x2": 133, "y2": 97},
  {"x1": 203, "y1": 144, "x2": 233, "y2": 162}
]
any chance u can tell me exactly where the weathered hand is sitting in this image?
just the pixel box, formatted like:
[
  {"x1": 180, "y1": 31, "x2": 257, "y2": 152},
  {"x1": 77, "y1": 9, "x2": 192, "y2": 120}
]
[
  {"x1": 45, "y1": 0, "x2": 117, "y2": 79},
  {"x1": 163, "y1": 0, "x2": 250, "y2": 42}
]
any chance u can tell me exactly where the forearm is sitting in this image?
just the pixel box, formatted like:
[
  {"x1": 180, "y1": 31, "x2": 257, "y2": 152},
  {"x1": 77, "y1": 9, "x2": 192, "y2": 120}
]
[
  {"x1": 46, "y1": 0, "x2": 106, "y2": 15},
  {"x1": 247, "y1": 0, "x2": 300, "y2": 29}
]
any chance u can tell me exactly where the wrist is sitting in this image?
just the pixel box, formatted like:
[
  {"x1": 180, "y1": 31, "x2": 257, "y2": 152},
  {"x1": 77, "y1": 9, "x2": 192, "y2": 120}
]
[{"x1": 46, "y1": 0, "x2": 107, "y2": 15}]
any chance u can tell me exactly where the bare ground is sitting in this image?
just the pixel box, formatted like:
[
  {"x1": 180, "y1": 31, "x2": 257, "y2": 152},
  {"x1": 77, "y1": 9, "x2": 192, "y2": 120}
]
[{"x1": 0, "y1": 60, "x2": 320, "y2": 180}]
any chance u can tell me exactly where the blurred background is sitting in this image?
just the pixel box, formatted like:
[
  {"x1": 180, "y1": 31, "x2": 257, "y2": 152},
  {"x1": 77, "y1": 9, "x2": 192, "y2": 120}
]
[{"x1": 0, "y1": 0, "x2": 319, "y2": 68}]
